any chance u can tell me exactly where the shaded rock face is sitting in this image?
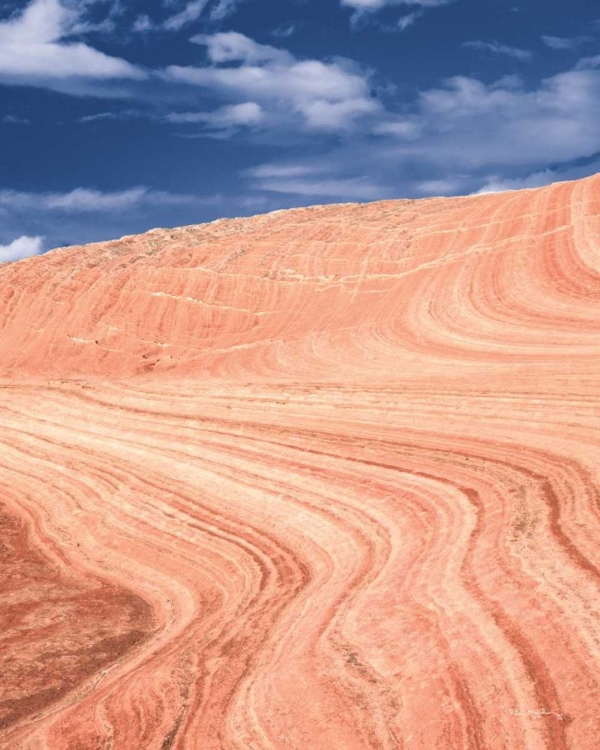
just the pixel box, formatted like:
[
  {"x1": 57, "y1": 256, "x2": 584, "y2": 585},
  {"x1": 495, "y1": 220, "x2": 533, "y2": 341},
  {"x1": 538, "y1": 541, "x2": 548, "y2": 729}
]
[
  {"x1": 0, "y1": 175, "x2": 599, "y2": 749},
  {"x1": 0, "y1": 503, "x2": 155, "y2": 733}
]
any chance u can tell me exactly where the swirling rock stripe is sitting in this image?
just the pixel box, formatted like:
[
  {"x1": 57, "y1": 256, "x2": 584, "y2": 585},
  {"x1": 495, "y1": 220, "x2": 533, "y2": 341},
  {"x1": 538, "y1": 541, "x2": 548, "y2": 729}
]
[
  {"x1": 0, "y1": 175, "x2": 598, "y2": 748},
  {"x1": 0, "y1": 176, "x2": 598, "y2": 380}
]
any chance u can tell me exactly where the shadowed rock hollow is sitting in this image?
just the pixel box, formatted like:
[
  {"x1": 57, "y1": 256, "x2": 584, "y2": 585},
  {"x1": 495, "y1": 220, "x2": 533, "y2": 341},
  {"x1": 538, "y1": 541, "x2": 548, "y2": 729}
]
[{"x1": 1, "y1": 175, "x2": 600, "y2": 749}]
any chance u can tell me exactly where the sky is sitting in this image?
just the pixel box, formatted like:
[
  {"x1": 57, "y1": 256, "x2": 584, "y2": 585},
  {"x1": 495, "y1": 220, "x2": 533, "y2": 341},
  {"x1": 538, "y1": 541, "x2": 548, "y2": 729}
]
[{"x1": 0, "y1": 0, "x2": 599, "y2": 260}]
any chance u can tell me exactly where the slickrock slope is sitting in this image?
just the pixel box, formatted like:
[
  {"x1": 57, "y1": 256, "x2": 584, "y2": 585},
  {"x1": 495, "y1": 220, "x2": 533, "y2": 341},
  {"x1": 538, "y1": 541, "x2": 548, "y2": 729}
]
[{"x1": 1, "y1": 174, "x2": 600, "y2": 749}]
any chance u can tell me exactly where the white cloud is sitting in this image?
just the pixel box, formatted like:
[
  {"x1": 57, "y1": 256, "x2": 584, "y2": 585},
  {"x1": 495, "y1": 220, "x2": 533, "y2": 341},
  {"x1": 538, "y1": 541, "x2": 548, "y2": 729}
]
[
  {"x1": 133, "y1": 14, "x2": 154, "y2": 33},
  {"x1": 164, "y1": 32, "x2": 380, "y2": 132},
  {"x1": 341, "y1": 0, "x2": 450, "y2": 9},
  {"x1": 269, "y1": 57, "x2": 600, "y2": 203},
  {"x1": 79, "y1": 109, "x2": 144, "y2": 123},
  {"x1": 163, "y1": 0, "x2": 209, "y2": 31},
  {"x1": 0, "y1": 187, "x2": 198, "y2": 212},
  {"x1": 0, "y1": 235, "x2": 44, "y2": 263},
  {"x1": 209, "y1": 0, "x2": 244, "y2": 21},
  {"x1": 478, "y1": 154, "x2": 600, "y2": 195},
  {"x1": 251, "y1": 164, "x2": 317, "y2": 180},
  {"x1": 415, "y1": 177, "x2": 470, "y2": 195},
  {"x1": 193, "y1": 31, "x2": 290, "y2": 64},
  {"x1": 575, "y1": 55, "x2": 600, "y2": 70},
  {"x1": 476, "y1": 169, "x2": 560, "y2": 194},
  {"x1": 397, "y1": 11, "x2": 422, "y2": 30},
  {"x1": 68, "y1": 0, "x2": 123, "y2": 37},
  {"x1": 341, "y1": 0, "x2": 388, "y2": 9},
  {"x1": 147, "y1": 0, "x2": 244, "y2": 32},
  {"x1": 271, "y1": 23, "x2": 296, "y2": 39},
  {"x1": 377, "y1": 68, "x2": 600, "y2": 170},
  {"x1": 166, "y1": 101, "x2": 264, "y2": 129},
  {"x1": 300, "y1": 97, "x2": 380, "y2": 129},
  {"x1": 0, "y1": 0, "x2": 144, "y2": 87},
  {"x1": 464, "y1": 41, "x2": 533, "y2": 62},
  {"x1": 2, "y1": 114, "x2": 31, "y2": 125},
  {"x1": 373, "y1": 119, "x2": 421, "y2": 138},
  {"x1": 248, "y1": 163, "x2": 390, "y2": 200},
  {"x1": 342, "y1": 0, "x2": 451, "y2": 32}
]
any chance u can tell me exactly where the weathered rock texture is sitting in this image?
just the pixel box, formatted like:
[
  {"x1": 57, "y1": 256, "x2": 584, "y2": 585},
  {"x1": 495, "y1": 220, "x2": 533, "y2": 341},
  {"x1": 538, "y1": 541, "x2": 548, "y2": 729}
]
[{"x1": 1, "y1": 175, "x2": 600, "y2": 749}]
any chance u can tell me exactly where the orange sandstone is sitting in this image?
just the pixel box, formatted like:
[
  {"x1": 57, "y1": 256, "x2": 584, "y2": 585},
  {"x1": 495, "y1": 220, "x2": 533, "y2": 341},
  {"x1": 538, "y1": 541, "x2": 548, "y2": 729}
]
[{"x1": 1, "y1": 175, "x2": 600, "y2": 748}]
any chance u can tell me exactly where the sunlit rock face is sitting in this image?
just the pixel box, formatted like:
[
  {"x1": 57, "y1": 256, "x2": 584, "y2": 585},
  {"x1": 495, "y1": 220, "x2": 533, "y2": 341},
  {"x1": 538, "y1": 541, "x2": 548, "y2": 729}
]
[{"x1": 1, "y1": 175, "x2": 600, "y2": 749}]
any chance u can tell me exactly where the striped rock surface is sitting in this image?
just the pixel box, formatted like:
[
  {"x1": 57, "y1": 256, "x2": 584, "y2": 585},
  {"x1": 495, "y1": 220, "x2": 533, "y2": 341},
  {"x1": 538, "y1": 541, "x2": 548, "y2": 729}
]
[{"x1": 1, "y1": 174, "x2": 600, "y2": 749}]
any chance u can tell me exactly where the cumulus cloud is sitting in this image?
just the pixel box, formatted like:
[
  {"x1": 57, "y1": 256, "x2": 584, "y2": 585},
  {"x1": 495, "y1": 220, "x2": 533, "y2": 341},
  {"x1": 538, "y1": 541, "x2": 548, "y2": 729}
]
[
  {"x1": 164, "y1": 32, "x2": 380, "y2": 132},
  {"x1": 255, "y1": 57, "x2": 600, "y2": 203},
  {"x1": 0, "y1": 235, "x2": 44, "y2": 263},
  {"x1": 377, "y1": 67, "x2": 600, "y2": 171},
  {"x1": 464, "y1": 41, "x2": 533, "y2": 62},
  {"x1": 0, "y1": 186, "x2": 198, "y2": 212},
  {"x1": 192, "y1": 31, "x2": 290, "y2": 64},
  {"x1": 0, "y1": 0, "x2": 145, "y2": 88}
]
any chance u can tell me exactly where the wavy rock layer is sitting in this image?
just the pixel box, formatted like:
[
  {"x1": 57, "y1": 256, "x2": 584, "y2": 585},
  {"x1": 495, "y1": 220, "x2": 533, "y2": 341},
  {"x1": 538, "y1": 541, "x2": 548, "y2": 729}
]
[{"x1": 1, "y1": 175, "x2": 600, "y2": 749}]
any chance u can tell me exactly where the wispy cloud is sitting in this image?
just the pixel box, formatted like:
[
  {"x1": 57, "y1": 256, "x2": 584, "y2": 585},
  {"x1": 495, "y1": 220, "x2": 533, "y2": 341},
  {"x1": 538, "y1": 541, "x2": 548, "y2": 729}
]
[
  {"x1": 541, "y1": 35, "x2": 593, "y2": 51},
  {"x1": 476, "y1": 169, "x2": 561, "y2": 194},
  {"x1": 464, "y1": 40, "x2": 533, "y2": 62},
  {"x1": 0, "y1": 186, "x2": 199, "y2": 212},
  {"x1": 341, "y1": 0, "x2": 452, "y2": 10},
  {"x1": 576, "y1": 55, "x2": 600, "y2": 70},
  {"x1": 342, "y1": 0, "x2": 450, "y2": 29},
  {"x1": 137, "y1": 0, "x2": 246, "y2": 33},
  {"x1": 163, "y1": 0, "x2": 209, "y2": 31},
  {"x1": 209, "y1": 0, "x2": 246, "y2": 21},
  {"x1": 415, "y1": 177, "x2": 470, "y2": 195},
  {"x1": 0, "y1": 235, "x2": 44, "y2": 263},
  {"x1": 247, "y1": 163, "x2": 391, "y2": 200},
  {"x1": 2, "y1": 114, "x2": 32, "y2": 125},
  {"x1": 271, "y1": 23, "x2": 297, "y2": 39},
  {"x1": 475, "y1": 152, "x2": 600, "y2": 195},
  {"x1": 132, "y1": 14, "x2": 154, "y2": 33},
  {"x1": 78, "y1": 109, "x2": 146, "y2": 123},
  {"x1": 166, "y1": 101, "x2": 264, "y2": 131},
  {"x1": 0, "y1": 0, "x2": 145, "y2": 90},
  {"x1": 397, "y1": 11, "x2": 422, "y2": 30}
]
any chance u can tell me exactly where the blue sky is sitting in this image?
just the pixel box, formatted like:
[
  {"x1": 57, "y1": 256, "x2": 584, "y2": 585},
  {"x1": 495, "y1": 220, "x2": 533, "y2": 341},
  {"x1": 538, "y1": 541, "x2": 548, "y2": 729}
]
[{"x1": 0, "y1": 0, "x2": 599, "y2": 260}]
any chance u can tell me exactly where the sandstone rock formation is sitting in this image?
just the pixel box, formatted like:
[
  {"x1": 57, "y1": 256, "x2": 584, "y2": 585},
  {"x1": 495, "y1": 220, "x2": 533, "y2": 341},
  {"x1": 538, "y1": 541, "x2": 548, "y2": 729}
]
[{"x1": 1, "y1": 175, "x2": 600, "y2": 749}]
